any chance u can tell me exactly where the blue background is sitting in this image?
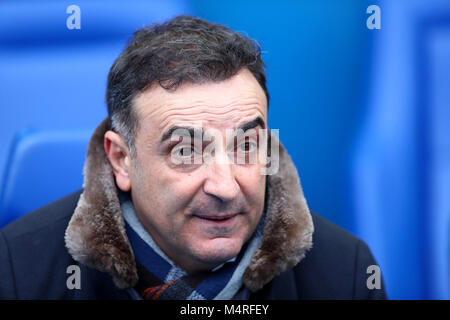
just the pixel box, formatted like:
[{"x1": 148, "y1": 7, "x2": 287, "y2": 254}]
[{"x1": 0, "y1": 0, "x2": 449, "y2": 299}]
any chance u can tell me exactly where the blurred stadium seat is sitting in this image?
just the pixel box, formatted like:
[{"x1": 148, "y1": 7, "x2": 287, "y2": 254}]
[
  {"x1": 352, "y1": 0, "x2": 450, "y2": 299},
  {"x1": 0, "y1": 129, "x2": 91, "y2": 227}
]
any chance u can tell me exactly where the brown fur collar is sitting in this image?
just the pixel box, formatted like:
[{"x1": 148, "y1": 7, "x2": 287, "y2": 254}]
[{"x1": 65, "y1": 118, "x2": 314, "y2": 292}]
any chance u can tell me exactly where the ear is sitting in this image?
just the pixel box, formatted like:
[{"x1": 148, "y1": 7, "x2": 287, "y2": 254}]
[{"x1": 104, "y1": 130, "x2": 132, "y2": 192}]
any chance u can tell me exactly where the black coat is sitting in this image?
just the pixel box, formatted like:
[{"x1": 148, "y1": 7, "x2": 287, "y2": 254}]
[{"x1": 0, "y1": 190, "x2": 387, "y2": 300}]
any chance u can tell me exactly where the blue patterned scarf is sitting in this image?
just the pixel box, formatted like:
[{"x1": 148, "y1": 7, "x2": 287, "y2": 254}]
[{"x1": 120, "y1": 192, "x2": 264, "y2": 300}]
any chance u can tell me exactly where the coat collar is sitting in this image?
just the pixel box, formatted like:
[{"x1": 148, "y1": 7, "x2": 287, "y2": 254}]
[{"x1": 65, "y1": 118, "x2": 314, "y2": 292}]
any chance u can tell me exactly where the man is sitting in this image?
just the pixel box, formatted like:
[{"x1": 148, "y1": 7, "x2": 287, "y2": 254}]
[{"x1": 0, "y1": 15, "x2": 386, "y2": 299}]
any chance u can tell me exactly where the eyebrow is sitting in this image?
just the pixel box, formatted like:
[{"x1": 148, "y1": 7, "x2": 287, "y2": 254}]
[
  {"x1": 239, "y1": 116, "x2": 266, "y2": 132},
  {"x1": 160, "y1": 126, "x2": 203, "y2": 144},
  {"x1": 160, "y1": 116, "x2": 266, "y2": 144}
]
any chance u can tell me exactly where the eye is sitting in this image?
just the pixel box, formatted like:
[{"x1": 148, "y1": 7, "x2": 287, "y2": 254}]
[
  {"x1": 238, "y1": 141, "x2": 256, "y2": 153},
  {"x1": 176, "y1": 146, "x2": 195, "y2": 157}
]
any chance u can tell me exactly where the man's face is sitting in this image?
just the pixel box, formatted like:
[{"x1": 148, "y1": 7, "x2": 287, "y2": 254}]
[{"x1": 120, "y1": 68, "x2": 267, "y2": 272}]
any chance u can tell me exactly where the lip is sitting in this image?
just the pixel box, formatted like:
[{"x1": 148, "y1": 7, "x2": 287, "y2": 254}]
[{"x1": 193, "y1": 213, "x2": 239, "y2": 225}]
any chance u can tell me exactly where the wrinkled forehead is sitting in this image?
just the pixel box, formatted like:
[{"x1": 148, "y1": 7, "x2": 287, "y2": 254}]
[{"x1": 132, "y1": 69, "x2": 268, "y2": 136}]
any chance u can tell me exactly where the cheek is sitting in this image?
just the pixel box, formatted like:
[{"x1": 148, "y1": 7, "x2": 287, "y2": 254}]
[
  {"x1": 131, "y1": 157, "x2": 202, "y2": 217},
  {"x1": 235, "y1": 165, "x2": 266, "y2": 202}
]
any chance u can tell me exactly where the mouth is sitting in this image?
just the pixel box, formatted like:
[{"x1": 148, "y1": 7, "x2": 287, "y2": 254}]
[{"x1": 193, "y1": 213, "x2": 239, "y2": 225}]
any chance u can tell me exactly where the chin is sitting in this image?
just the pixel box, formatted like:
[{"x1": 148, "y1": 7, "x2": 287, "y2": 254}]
[{"x1": 193, "y1": 237, "x2": 244, "y2": 267}]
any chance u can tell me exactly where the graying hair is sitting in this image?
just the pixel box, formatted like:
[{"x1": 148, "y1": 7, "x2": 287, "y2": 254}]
[{"x1": 106, "y1": 15, "x2": 269, "y2": 157}]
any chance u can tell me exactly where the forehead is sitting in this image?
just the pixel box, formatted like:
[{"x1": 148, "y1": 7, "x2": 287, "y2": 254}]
[{"x1": 132, "y1": 68, "x2": 268, "y2": 135}]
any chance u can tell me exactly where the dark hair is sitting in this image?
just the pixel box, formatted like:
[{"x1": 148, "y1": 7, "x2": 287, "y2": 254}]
[{"x1": 106, "y1": 15, "x2": 269, "y2": 156}]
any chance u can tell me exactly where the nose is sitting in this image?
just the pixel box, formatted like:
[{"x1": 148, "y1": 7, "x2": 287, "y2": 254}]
[{"x1": 203, "y1": 161, "x2": 239, "y2": 202}]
